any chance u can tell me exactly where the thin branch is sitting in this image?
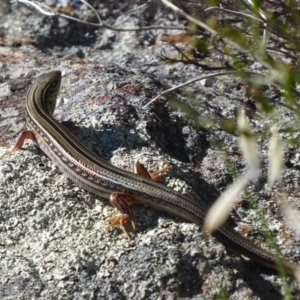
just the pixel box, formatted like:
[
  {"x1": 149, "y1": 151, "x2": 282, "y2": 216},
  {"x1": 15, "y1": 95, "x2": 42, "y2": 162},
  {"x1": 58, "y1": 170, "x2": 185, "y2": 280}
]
[
  {"x1": 81, "y1": 0, "x2": 103, "y2": 25},
  {"x1": 10, "y1": 0, "x2": 185, "y2": 31},
  {"x1": 160, "y1": 0, "x2": 217, "y2": 36},
  {"x1": 10, "y1": 0, "x2": 56, "y2": 16},
  {"x1": 205, "y1": 6, "x2": 263, "y2": 23},
  {"x1": 143, "y1": 71, "x2": 246, "y2": 108},
  {"x1": 159, "y1": 0, "x2": 300, "y2": 101},
  {"x1": 159, "y1": 0, "x2": 274, "y2": 72}
]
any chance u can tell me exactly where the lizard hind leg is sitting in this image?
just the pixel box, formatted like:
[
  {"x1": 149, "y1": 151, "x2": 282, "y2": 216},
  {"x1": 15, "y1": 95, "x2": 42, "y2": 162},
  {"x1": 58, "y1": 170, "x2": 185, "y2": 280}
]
[{"x1": 106, "y1": 192, "x2": 136, "y2": 240}]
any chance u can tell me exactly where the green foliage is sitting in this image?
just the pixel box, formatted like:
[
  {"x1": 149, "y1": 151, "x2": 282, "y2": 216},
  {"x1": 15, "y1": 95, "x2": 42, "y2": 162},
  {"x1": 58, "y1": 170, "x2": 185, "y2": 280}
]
[{"x1": 159, "y1": 1, "x2": 300, "y2": 296}]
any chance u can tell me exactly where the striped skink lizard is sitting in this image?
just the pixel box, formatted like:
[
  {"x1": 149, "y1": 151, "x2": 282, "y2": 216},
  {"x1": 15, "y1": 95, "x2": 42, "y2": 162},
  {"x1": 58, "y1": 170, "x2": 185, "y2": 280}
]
[{"x1": 3, "y1": 70, "x2": 299, "y2": 278}]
